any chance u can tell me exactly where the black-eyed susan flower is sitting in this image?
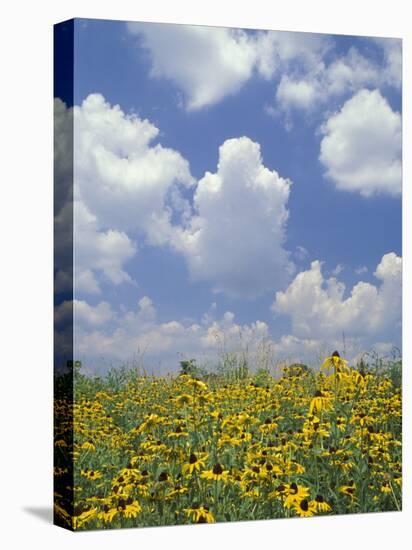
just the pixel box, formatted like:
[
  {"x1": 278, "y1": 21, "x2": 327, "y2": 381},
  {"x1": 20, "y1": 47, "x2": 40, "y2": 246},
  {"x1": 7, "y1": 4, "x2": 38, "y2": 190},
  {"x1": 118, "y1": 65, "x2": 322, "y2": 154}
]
[
  {"x1": 166, "y1": 484, "x2": 189, "y2": 498},
  {"x1": 293, "y1": 499, "x2": 317, "y2": 517},
  {"x1": 182, "y1": 452, "x2": 208, "y2": 475},
  {"x1": 350, "y1": 411, "x2": 374, "y2": 427},
  {"x1": 268, "y1": 483, "x2": 287, "y2": 500},
  {"x1": 380, "y1": 482, "x2": 392, "y2": 494},
  {"x1": 393, "y1": 475, "x2": 402, "y2": 487},
  {"x1": 121, "y1": 498, "x2": 142, "y2": 519},
  {"x1": 241, "y1": 464, "x2": 268, "y2": 481},
  {"x1": 309, "y1": 390, "x2": 333, "y2": 415},
  {"x1": 80, "y1": 441, "x2": 96, "y2": 451},
  {"x1": 339, "y1": 480, "x2": 357, "y2": 499},
  {"x1": 167, "y1": 425, "x2": 189, "y2": 438},
  {"x1": 183, "y1": 505, "x2": 215, "y2": 523},
  {"x1": 303, "y1": 416, "x2": 330, "y2": 439},
  {"x1": 187, "y1": 378, "x2": 208, "y2": 391},
  {"x1": 98, "y1": 504, "x2": 118, "y2": 523},
  {"x1": 80, "y1": 468, "x2": 102, "y2": 480},
  {"x1": 321, "y1": 351, "x2": 349, "y2": 374},
  {"x1": 335, "y1": 415, "x2": 347, "y2": 431},
  {"x1": 284, "y1": 482, "x2": 310, "y2": 509},
  {"x1": 134, "y1": 413, "x2": 166, "y2": 434},
  {"x1": 200, "y1": 463, "x2": 229, "y2": 482},
  {"x1": 157, "y1": 470, "x2": 170, "y2": 482},
  {"x1": 259, "y1": 417, "x2": 279, "y2": 434},
  {"x1": 241, "y1": 485, "x2": 261, "y2": 499},
  {"x1": 174, "y1": 394, "x2": 194, "y2": 407},
  {"x1": 313, "y1": 494, "x2": 332, "y2": 513}
]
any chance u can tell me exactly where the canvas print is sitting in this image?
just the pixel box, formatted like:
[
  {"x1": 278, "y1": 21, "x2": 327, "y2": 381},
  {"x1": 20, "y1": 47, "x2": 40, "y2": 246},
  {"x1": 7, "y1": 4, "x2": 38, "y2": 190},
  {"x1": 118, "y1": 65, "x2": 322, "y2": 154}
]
[{"x1": 54, "y1": 18, "x2": 402, "y2": 530}]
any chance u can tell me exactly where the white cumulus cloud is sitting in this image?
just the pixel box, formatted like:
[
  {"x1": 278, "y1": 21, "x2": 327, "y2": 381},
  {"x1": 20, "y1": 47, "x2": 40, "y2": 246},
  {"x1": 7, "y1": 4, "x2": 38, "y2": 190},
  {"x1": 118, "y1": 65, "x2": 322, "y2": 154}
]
[
  {"x1": 127, "y1": 23, "x2": 258, "y2": 110},
  {"x1": 74, "y1": 93, "x2": 195, "y2": 245},
  {"x1": 127, "y1": 24, "x2": 401, "y2": 121},
  {"x1": 272, "y1": 41, "x2": 401, "y2": 115},
  {"x1": 272, "y1": 252, "x2": 401, "y2": 342},
  {"x1": 375, "y1": 37, "x2": 402, "y2": 89},
  {"x1": 128, "y1": 23, "x2": 330, "y2": 111},
  {"x1": 177, "y1": 136, "x2": 294, "y2": 298},
  {"x1": 74, "y1": 201, "x2": 136, "y2": 294},
  {"x1": 319, "y1": 89, "x2": 401, "y2": 197}
]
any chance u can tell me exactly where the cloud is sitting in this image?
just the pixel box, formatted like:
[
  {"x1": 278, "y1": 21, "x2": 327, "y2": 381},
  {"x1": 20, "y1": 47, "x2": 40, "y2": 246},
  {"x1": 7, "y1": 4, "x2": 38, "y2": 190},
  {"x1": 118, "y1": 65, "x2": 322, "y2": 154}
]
[
  {"x1": 272, "y1": 252, "x2": 401, "y2": 342},
  {"x1": 72, "y1": 296, "x2": 270, "y2": 372},
  {"x1": 375, "y1": 37, "x2": 402, "y2": 89},
  {"x1": 55, "y1": 299, "x2": 114, "y2": 327},
  {"x1": 283, "y1": 47, "x2": 382, "y2": 111},
  {"x1": 74, "y1": 93, "x2": 194, "y2": 245},
  {"x1": 255, "y1": 30, "x2": 330, "y2": 80},
  {"x1": 128, "y1": 23, "x2": 258, "y2": 110},
  {"x1": 74, "y1": 201, "x2": 136, "y2": 294},
  {"x1": 54, "y1": 94, "x2": 195, "y2": 295},
  {"x1": 271, "y1": 334, "x2": 333, "y2": 363},
  {"x1": 128, "y1": 23, "x2": 330, "y2": 110},
  {"x1": 177, "y1": 136, "x2": 294, "y2": 298},
  {"x1": 294, "y1": 246, "x2": 309, "y2": 261},
  {"x1": 127, "y1": 23, "x2": 400, "y2": 122},
  {"x1": 331, "y1": 264, "x2": 344, "y2": 276},
  {"x1": 319, "y1": 89, "x2": 401, "y2": 197},
  {"x1": 270, "y1": 332, "x2": 398, "y2": 365},
  {"x1": 272, "y1": 42, "x2": 401, "y2": 115},
  {"x1": 276, "y1": 76, "x2": 320, "y2": 110}
]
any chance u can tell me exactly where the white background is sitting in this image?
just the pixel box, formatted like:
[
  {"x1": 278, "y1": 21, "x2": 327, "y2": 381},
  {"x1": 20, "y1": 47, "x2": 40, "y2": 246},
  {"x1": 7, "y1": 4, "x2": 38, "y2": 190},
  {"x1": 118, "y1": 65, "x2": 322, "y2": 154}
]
[{"x1": 0, "y1": 0, "x2": 410, "y2": 548}]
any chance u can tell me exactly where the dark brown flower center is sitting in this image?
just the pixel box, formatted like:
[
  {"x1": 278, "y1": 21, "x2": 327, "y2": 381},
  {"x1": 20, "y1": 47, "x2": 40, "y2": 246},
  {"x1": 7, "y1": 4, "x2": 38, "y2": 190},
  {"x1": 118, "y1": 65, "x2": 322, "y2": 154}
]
[{"x1": 212, "y1": 463, "x2": 223, "y2": 475}]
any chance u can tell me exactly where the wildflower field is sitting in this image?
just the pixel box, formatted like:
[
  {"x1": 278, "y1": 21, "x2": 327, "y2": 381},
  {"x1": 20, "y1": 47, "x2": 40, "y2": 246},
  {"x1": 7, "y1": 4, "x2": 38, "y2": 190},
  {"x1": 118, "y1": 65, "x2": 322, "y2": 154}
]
[{"x1": 54, "y1": 354, "x2": 402, "y2": 530}]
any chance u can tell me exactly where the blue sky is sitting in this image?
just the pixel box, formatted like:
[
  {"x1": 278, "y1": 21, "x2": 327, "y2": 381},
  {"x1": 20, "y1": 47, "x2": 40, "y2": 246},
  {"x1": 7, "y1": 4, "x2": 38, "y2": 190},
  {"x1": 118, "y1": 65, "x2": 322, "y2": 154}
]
[{"x1": 54, "y1": 19, "x2": 402, "y2": 373}]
